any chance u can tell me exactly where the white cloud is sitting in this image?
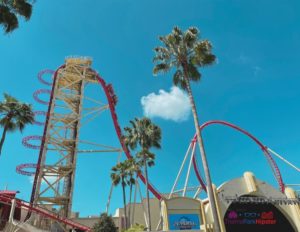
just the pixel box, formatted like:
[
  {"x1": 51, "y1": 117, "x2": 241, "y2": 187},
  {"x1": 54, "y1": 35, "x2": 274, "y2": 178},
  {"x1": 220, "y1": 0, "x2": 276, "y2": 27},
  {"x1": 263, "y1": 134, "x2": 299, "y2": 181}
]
[
  {"x1": 29, "y1": 176, "x2": 58, "y2": 185},
  {"x1": 141, "y1": 86, "x2": 191, "y2": 122}
]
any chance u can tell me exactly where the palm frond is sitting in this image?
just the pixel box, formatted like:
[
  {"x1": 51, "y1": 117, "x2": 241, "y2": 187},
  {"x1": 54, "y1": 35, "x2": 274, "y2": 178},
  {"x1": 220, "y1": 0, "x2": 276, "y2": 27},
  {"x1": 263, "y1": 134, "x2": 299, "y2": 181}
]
[
  {"x1": 4, "y1": 93, "x2": 18, "y2": 103},
  {"x1": 154, "y1": 46, "x2": 169, "y2": 53},
  {"x1": 173, "y1": 69, "x2": 187, "y2": 90},
  {"x1": 159, "y1": 36, "x2": 173, "y2": 51},
  {"x1": 0, "y1": 104, "x2": 10, "y2": 113},
  {"x1": 152, "y1": 54, "x2": 171, "y2": 63},
  {"x1": 187, "y1": 62, "x2": 201, "y2": 82},
  {"x1": 111, "y1": 173, "x2": 120, "y2": 185},
  {"x1": 0, "y1": 5, "x2": 18, "y2": 33},
  {"x1": 172, "y1": 26, "x2": 183, "y2": 46},
  {"x1": 202, "y1": 54, "x2": 216, "y2": 66},
  {"x1": 153, "y1": 63, "x2": 171, "y2": 76},
  {"x1": 188, "y1": 27, "x2": 199, "y2": 36},
  {"x1": 192, "y1": 40, "x2": 216, "y2": 66},
  {"x1": 153, "y1": 46, "x2": 171, "y2": 60},
  {"x1": 184, "y1": 27, "x2": 199, "y2": 49},
  {"x1": 173, "y1": 26, "x2": 183, "y2": 36},
  {"x1": 147, "y1": 160, "x2": 155, "y2": 167},
  {"x1": 12, "y1": 0, "x2": 32, "y2": 20},
  {"x1": 0, "y1": 120, "x2": 17, "y2": 131},
  {"x1": 0, "y1": 0, "x2": 33, "y2": 33}
]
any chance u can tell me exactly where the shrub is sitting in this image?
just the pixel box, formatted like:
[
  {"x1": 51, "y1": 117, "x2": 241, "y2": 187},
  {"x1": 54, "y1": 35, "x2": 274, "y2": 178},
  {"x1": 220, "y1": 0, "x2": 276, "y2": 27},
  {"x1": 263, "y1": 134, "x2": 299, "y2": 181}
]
[{"x1": 92, "y1": 213, "x2": 117, "y2": 232}]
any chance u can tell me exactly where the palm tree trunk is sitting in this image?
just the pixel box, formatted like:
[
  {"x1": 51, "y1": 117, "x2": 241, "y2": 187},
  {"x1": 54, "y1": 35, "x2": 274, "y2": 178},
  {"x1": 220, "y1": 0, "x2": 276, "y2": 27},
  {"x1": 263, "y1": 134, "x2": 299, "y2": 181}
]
[
  {"x1": 132, "y1": 178, "x2": 138, "y2": 226},
  {"x1": 0, "y1": 124, "x2": 9, "y2": 155},
  {"x1": 128, "y1": 179, "x2": 133, "y2": 227},
  {"x1": 183, "y1": 64, "x2": 221, "y2": 232},
  {"x1": 144, "y1": 156, "x2": 151, "y2": 231},
  {"x1": 122, "y1": 178, "x2": 128, "y2": 230}
]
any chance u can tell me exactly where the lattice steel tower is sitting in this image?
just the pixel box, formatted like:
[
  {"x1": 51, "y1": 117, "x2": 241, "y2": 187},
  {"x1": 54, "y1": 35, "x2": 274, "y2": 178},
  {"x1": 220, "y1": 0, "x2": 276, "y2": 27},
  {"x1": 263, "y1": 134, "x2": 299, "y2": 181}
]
[{"x1": 32, "y1": 57, "x2": 102, "y2": 218}]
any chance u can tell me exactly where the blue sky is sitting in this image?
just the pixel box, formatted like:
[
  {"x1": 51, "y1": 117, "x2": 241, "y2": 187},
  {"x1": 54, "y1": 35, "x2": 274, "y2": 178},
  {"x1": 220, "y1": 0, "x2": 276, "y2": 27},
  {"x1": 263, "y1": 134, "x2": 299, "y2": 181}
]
[{"x1": 0, "y1": 0, "x2": 300, "y2": 217}]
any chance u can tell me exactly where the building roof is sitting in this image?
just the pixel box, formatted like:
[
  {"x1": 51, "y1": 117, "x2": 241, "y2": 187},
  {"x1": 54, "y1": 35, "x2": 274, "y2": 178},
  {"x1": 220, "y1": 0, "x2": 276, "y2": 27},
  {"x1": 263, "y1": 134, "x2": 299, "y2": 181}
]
[{"x1": 0, "y1": 190, "x2": 18, "y2": 196}]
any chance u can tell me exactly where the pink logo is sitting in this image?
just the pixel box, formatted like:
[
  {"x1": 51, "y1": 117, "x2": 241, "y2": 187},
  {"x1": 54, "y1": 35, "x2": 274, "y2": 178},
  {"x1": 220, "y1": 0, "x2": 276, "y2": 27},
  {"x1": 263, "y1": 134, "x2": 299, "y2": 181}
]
[
  {"x1": 261, "y1": 211, "x2": 273, "y2": 219},
  {"x1": 228, "y1": 211, "x2": 238, "y2": 219}
]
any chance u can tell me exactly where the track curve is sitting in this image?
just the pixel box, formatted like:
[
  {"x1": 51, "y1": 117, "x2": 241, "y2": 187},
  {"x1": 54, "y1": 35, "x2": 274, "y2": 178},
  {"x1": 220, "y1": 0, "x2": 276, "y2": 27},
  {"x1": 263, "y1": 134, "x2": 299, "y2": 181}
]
[
  {"x1": 192, "y1": 120, "x2": 285, "y2": 193},
  {"x1": 16, "y1": 163, "x2": 36, "y2": 176},
  {"x1": 33, "y1": 89, "x2": 51, "y2": 105},
  {"x1": 37, "y1": 69, "x2": 55, "y2": 86},
  {"x1": 22, "y1": 135, "x2": 42, "y2": 150},
  {"x1": 33, "y1": 111, "x2": 47, "y2": 126}
]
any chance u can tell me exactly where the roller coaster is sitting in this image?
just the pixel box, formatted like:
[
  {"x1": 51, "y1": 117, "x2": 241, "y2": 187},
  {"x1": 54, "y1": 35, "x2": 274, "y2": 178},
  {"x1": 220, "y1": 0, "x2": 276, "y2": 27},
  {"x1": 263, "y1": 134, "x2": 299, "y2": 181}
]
[
  {"x1": 0, "y1": 57, "x2": 298, "y2": 231},
  {"x1": 11, "y1": 57, "x2": 162, "y2": 231}
]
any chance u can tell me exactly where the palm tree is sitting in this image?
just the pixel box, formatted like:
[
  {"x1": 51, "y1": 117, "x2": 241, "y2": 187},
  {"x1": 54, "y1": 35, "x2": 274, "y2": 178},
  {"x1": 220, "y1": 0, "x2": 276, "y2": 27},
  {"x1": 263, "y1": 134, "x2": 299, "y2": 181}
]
[
  {"x1": 0, "y1": 93, "x2": 34, "y2": 155},
  {"x1": 123, "y1": 117, "x2": 161, "y2": 231},
  {"x1": 111, "y1": 160, "x2": 131, "y2": 230},
  {"x1": 153, "y1": 26, "x2": 221, "y2": 231},
  {"x1": 0, "y1": 0, "x2": 32, "y2": 33}
]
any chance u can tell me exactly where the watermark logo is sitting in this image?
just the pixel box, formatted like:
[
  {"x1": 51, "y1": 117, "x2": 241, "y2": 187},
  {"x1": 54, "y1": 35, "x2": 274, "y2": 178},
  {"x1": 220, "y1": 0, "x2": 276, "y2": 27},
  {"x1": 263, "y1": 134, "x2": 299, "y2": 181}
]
[
  {"x1": 228, "y1": 211, "x2": 238, "y2": 219},
  {"x1": 225, "y1": 210, "x2": 276, "y2": 225},
  {"x1": 261, "y1": 211, "x2": 273, "y2": 220}
]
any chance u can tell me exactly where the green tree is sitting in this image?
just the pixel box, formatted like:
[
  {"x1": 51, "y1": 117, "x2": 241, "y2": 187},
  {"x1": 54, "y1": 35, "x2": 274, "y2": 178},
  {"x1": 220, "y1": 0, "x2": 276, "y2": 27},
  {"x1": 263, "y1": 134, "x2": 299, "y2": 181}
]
[
  {"x1": 0, "y1": 0, "x2": 33, "y2": 33},
  {"x1": 92, "y1": 213, "x2": 117, "y2": 232},
  {"x1": 111, "y1": 160, "x2": 131, "y2": 230},
  {"x1": 0, "y1": 93, "x2": 34, "y2": 155},
  {"x1": 123, "y1": 117, "x2": 161, "y2": 231},
  {"x1": 153, "y1": 26, "x2": 220, "y2": 231}
]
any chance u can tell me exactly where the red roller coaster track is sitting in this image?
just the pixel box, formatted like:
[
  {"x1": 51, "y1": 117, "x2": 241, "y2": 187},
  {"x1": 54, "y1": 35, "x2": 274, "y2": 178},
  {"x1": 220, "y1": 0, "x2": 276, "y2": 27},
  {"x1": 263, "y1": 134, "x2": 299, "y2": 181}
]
[
  {"x1": 0, "y1": 193, "x2": 91, "y2": 231},
  {"x1": 192, "y1": 120, "x2": 285, "y2": 193},
  {"x1": 32, "y1": 111, "x2": 47, "y2": 126}
]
